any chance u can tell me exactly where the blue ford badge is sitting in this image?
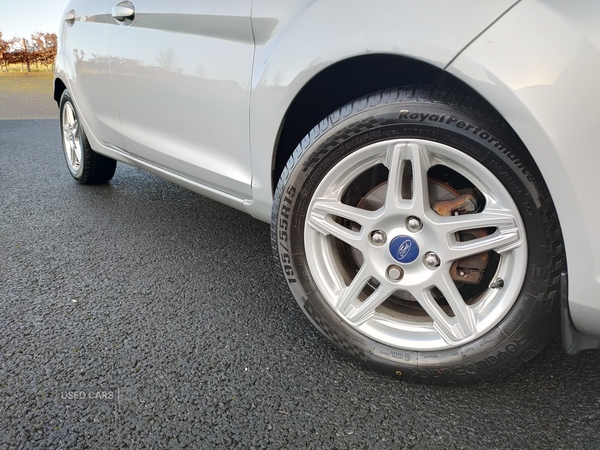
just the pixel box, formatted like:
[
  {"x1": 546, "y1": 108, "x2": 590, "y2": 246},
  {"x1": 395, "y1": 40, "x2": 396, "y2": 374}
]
[{"x1": 389, "y1": 235, "x2": 420, "y2": 264}]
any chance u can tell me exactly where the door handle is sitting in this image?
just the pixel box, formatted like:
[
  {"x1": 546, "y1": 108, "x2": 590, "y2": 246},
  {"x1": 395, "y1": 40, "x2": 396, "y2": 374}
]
[
  {"x1": 112, "y1": 1, "x2": 135, "y2": 22},
  {"x1": 64, "y1": 10, "x2": 76, "y2": 26}
]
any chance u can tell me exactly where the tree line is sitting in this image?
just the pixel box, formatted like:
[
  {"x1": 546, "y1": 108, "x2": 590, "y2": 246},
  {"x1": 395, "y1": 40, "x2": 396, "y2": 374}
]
[{"x1": 0, "y1": 32, "x2": 58, "y2": 72}]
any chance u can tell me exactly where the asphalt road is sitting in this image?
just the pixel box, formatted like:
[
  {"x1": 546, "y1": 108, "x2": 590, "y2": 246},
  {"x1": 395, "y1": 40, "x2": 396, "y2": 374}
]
[{"x1": 1, "y1": 113, "x2": 600, "y2": 446}]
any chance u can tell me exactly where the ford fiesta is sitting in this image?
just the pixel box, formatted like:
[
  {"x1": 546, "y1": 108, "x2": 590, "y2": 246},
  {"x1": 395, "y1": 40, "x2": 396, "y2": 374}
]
[{"x1": 54, "y1": 0, "x2": 600, "y2": 383}]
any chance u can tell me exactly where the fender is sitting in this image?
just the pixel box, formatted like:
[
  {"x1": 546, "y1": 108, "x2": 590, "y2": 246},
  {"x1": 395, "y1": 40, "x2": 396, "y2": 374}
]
[
  {"x1": 247, "y1": 0, "x2": 517, "y2": 222},
  {"x1": 446, "y1": 0, "x2": 600, "y2": 338}
]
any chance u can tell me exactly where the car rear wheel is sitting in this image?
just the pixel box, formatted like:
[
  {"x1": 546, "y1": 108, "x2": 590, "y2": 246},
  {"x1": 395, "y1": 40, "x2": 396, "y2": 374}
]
[
  {"x1": 59, "y1": 90, "x2": 116, "y2": 184},
  {"x1": 272, "y1": 86, "x2": 564, "y2": 384}
]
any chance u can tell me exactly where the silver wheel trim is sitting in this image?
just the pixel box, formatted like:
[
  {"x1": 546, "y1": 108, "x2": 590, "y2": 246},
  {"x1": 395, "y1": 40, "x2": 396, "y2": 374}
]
[
  {"x1": 61, "y1": 102, "x2": 82, "y2": 173},
  {"x1": 304, "y1": 139, "x2": 527, "y2": 351}
]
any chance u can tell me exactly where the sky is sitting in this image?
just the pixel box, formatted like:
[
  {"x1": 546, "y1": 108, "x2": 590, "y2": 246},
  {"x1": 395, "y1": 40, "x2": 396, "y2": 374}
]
[{"x1": 0, "y1": 0, "x2": 66, "y2": 40}]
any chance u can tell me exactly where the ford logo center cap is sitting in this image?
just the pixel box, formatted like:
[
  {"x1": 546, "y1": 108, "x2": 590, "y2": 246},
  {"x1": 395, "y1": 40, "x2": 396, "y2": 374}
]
[{"x1": 389, "y1": 236, "x2": 420, "y2": 264}]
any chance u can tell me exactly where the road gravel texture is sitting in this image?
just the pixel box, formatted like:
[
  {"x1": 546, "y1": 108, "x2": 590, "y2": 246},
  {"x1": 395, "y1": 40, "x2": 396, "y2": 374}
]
[{"x1": 0, "y1": 80, "x2": 600, "y2": 448}]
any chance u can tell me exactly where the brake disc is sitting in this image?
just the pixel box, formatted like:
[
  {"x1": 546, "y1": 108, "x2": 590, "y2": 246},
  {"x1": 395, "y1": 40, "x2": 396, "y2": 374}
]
[{"x1": 350, "y1": 178, "x2": 491, "y2": 303}]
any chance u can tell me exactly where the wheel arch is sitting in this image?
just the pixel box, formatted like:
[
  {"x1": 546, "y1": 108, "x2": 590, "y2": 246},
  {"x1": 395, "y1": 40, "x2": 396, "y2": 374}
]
[
  {"x1": 54, "y1": 77, "x2": 67, "y2": 106},
  {"x1": 270, "y1": 54, "x2": 456, "y2": 195},
  {"x1": 247, "y1": 0, "x2": 519, "y2": 222}
]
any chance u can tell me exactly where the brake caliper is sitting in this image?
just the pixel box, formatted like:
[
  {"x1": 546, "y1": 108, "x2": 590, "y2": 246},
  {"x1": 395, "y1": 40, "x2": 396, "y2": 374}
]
[{"x1": 431, "y1": 191, "x2": 489, "y2": 284}]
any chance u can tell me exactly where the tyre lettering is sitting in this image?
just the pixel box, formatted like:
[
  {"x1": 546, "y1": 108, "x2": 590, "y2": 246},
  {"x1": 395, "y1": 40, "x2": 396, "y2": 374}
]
[
  {"x1": 278, "y1": 186, "x2": 298, "y2": 284},
  {"x1": 286, "y1": 186, "x2": 296, "y2": 199},
  {"x1": 279, "y1": 217, "x2": 288, "y2": 232},
  {"x1": 475, "y1": 337, "x2": 528, "y2": 369},
  {"x1": 372, "y1": 347, "x2": 413, "y2": 363},
  {"x1": 489, "y1": 159, "x2": 523, "y2": 196},
  {"x1": 398, "y1": 110, "x2": 512, "y2": 157},
  {"x1": 408, "y1": 363, "x2": 479, "y2": 379},
  {"x1": 278, "y1": 241, "x2": 296, "y2": 284},
  {"x1": 404, "y1": 337, "x2": 529, "y2": 379},
  {"x1": 494, "y1": 141, "x2": 507, "y2": 152}
]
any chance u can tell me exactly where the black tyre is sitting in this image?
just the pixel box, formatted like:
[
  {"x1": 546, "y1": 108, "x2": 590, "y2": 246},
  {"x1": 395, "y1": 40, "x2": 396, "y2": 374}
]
[
  {"x1": 59, "y1": 90, "x2": 116, "y2": 184},
  {"x1": 272, "y1": 86, "x2": 563, "y2": 384}
]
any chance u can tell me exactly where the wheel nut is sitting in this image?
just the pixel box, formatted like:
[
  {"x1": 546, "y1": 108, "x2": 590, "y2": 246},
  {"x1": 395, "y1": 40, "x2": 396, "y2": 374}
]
[
  {"x1": 387, "y1": 265, "x2": 404, "y2": 281},
  {"x1": 406, "y1": 216, "x2": 423, "y2": 232},
  {"x1": 370, "y1": 230, "x2": 387, "y2": 246},
  {"x1": 424, "y1": 252, "x2": 441, "y2": 269}
]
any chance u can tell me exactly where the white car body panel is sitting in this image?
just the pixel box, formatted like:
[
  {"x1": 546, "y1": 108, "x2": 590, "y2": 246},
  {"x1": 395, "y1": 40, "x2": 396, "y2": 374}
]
[
  {"x1": 53, "y1": 0, "x2": 600, "y2": 341},
  {"x1": 55, "y1": 0, "x2": 124, "y2": 148},
  {"x1": 447, "y1": 0, "x2": 600, "y2": 336},
  {"x1": 108, "y1": 0, "x2": 254, "y2": 200}
]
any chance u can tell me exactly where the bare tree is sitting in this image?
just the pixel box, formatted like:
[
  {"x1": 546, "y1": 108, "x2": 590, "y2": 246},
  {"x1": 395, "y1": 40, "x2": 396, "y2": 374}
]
[
  {"x1": 0, "y1": 32, "x2": 17, "y2": 72},
  {"x1": 30, "y1": 32, "x2": 58, "y2": 70},
  {"x1": 156, "y1": 48, "x2": 180, "y2": 73},
  {"x1": 0, "y1": 31, "x2": 58, "y2": 72},
  {"x1": 20, "y1": 38, "x2": 33, "y2": 72}
]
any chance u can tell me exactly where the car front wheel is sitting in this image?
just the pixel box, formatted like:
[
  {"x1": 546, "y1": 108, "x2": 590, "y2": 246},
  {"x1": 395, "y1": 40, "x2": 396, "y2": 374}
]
[{"x1": 272, "y1": 86, "x2": 564, "y2": 384}]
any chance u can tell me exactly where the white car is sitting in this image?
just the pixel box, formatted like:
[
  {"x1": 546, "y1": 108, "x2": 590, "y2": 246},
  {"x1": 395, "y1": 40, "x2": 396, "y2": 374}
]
[{"x1": 54, "y1": 0, "x2": 600, "y2": 383}]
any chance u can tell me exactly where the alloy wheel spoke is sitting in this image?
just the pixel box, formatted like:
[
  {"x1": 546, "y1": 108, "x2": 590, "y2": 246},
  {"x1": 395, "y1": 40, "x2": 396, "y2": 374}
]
[
  {"x1": 345, "y1": 283, "x2": 397, "y2": 325},
  {"x1": 414, "y1": 278, "x2": 475, "y2": 344},
  {"x1": 433, "y1": 209, "x2": 522, "y2": 261},
  {"x1": 436, "y1": 272, "x2": 476, "y2": 339},
  {"x1": 336, "y1": 264, "x2": 373, "y2": 315},
  {"x1": 66, "y1": 104, "x2": 75, "y2": 125},
  {"x1": 308, "y1": 199, "x2": 378, "y2": 249},
  {"x1": 447, "y1": 225, "x2": 521, "y2": 261},
  {"x1": 336, "y1": 265, "x2": 394, "y2": 325},
  {"x1": 384, "y1": 143, "x2": 431, "y2": 213},
  {"x1": 70, "y1": 143, "x2": 79, "y2": 166},
  {"x1": 384, "y1": 144, "x2": 405, "y2": 209},
  {"x1": 434, "y1": 209, "x2": 517, "y2": 235}
]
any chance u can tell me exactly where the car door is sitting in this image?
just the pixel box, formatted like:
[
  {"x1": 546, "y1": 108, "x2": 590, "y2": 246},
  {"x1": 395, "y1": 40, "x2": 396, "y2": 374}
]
[
  {"x1": 60, "y1": 0, "x2": 123, "y2": 148},
  {"x1": 107, "y1": 0, "x2": 254, "y2": 199}
]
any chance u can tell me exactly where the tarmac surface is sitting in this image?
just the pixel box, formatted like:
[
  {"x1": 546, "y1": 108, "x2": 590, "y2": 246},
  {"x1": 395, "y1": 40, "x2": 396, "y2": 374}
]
[{"x1": 0, "y1": 76, "x2": 599, "y2": 448}]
